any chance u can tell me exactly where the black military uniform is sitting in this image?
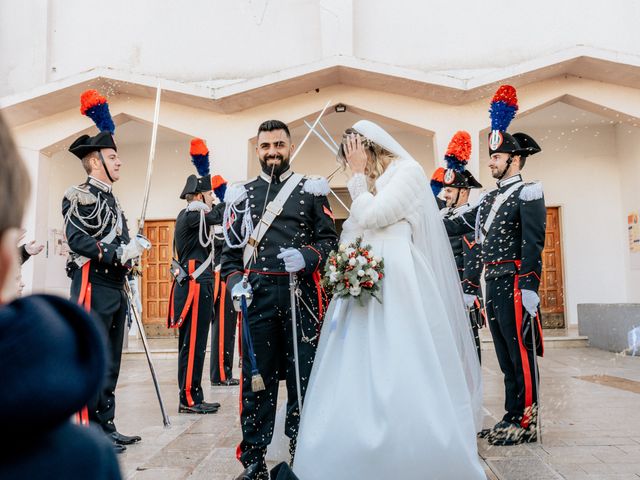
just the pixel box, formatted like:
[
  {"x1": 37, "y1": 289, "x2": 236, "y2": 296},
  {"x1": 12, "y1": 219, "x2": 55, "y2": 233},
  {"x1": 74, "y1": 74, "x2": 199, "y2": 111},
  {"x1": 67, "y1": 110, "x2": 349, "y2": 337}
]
[
  {"x1": 444, "y1": 88, "x2": 546, "y2": 445},
  {"x1": 210, "y1": 230, "x2": 239, "y2": 386},
  {"x1": 63, "y1": 129, "x2": 140, "y2": 451},
  {"x1": 432, "y1": 131, "x2": 485, "y2": 362},
  {"x1": 440, "y1": 199, "x2": 485, "y2": 361},
  {"x1": 168, "y1": 174, "x2": 225, "y2": 413},
  {"x1": 221, "y1": 168, "x2": 338, "y2": 474}
]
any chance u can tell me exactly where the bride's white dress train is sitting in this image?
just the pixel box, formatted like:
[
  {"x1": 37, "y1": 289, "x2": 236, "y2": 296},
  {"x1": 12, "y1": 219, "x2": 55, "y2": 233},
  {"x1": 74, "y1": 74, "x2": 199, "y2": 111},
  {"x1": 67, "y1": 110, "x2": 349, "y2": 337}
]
[{"x1": 293, "y1": 121, "x2": 485, "y2": 480}]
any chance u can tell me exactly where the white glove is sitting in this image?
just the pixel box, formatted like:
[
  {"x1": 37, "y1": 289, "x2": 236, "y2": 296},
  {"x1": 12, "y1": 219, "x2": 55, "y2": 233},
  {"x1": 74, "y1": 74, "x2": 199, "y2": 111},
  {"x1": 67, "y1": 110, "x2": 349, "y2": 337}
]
[
  {"x1": 463, "y1": 293, "x2": 477, "y2": 308},
  {"x1": 128, "y1": 278, "x2": 142, "y2": 315},
  {"x1": 277, "y1": 248, "x2": 306, "y2": 273},
  {"x1": 521, "y1": 289, "x2": 540, "y2": 316},
  {"x1": 25, "y1": 240, "x2": 45, "y2": 256},
  {"x1": 119, "y1": 238, "x2": 144, "y2": 265}
]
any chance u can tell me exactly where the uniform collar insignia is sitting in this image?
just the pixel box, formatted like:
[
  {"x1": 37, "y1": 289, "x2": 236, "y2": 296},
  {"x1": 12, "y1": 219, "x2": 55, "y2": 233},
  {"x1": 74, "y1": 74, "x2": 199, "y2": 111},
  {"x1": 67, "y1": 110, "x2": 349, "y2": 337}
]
[
  {"x1": 497, "y1": 173, "x2": 522, "y2": 189},
  {"x1": 88, "y1": 176, "x2": 112, "y2": 193},
  {"x1": 259, "y1": 168, "x2": 294, "y2": 184}
]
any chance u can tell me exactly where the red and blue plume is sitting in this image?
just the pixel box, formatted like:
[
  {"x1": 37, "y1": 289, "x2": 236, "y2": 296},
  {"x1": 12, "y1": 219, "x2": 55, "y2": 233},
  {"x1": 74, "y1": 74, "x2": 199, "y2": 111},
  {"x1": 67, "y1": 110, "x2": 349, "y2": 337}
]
[
  {"x1": 190, "y1": 138, "x2": 210, "y2": 177},
  {"x1": 80, "y1": 89, "x2": 115, "y2": 133},
  {"x1": 489, "y1": 85, "x2": 518, "y2": 132},
  {"x1": 211, "y1": 175, "x2": 227, "y2": 201},
  {"x1": 444, "y1": 131, "x2": 471, "y2": 172},
  {"x1": 430, "y1": 167, "x2": 445, "y2": 197}
]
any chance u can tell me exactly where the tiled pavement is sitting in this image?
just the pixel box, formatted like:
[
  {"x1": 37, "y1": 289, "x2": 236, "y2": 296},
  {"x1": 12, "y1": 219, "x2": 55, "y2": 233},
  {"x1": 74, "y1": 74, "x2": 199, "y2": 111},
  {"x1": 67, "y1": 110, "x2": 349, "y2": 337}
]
[{"x1": 114, "y1": 336, "x2": 640, "y2": 480}]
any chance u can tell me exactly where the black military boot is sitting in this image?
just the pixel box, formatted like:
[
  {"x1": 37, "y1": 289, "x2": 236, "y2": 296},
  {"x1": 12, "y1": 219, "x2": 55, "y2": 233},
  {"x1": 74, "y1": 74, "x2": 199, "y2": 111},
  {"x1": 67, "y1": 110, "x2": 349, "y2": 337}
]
[
  {"x1": 179, "y1": 402, "x2": 219, "y2": 414},
  {"x1": 234, "y1": 460, "x2": 269, "y2": 480},
  {"x1": 488, "y1": 422, "x2": 529, "y2": 446},
  {"x1": 113, "y1": 443, "x2": 126, "y2": 454},
  {"x1": 110, "y1": 431, "x2": 142, "y2": 445},
  {"x1": 478, "y1": 419, "x2": 512, "y2": 439}
]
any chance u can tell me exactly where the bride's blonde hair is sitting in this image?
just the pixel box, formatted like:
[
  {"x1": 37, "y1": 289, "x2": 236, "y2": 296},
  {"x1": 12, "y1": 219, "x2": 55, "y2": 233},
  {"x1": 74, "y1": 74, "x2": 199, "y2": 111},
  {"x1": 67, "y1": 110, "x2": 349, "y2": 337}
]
[{"x1": 337, "y1": 128, "x2": 397, "y2": 193}]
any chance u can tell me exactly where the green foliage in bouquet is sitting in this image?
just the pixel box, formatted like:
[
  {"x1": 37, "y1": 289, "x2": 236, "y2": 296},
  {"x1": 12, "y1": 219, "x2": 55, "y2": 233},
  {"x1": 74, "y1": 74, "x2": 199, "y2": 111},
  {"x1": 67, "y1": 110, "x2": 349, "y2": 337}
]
[{"x1": 322, "y1": 236, "x2": 385, "y2": 306}]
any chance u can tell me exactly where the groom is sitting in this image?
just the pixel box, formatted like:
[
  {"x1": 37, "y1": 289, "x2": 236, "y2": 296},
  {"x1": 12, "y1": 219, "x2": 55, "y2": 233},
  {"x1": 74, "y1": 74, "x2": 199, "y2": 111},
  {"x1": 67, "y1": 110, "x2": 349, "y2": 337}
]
[{"x1": 221, "y1": 120, "x2": 338, "y2": 480}]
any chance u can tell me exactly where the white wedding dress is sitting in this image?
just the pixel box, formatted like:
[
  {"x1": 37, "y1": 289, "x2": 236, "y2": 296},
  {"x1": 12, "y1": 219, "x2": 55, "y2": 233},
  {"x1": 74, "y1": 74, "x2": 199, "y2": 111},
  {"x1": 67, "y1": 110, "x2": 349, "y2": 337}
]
[{"x1": 293, "y1": 121, "x2": 485, "y2": 480}]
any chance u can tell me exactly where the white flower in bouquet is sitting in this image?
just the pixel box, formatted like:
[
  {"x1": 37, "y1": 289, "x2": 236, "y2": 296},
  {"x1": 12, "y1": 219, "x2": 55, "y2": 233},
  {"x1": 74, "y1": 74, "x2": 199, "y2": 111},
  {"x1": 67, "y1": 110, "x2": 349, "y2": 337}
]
[
  {"x1": 348, "y1": 257, "x2": 357, "y2": 267},
  {"x1": 370, "y1": 260, "x2": 377, "y2": 267},
  {"x1": 346, "y1": 247, "x2": 355, "y2": 255},
  {"x1": 374, "y1": 256, "x2": 382, "y2": 263},
  {"x1": 357, "y1": 269, "x2": 365, "y2": 277},
  {"x1": 329, "y1": 272, "x2": 339, "y2": 282},
  {"x1": 356, "y1": 255, "x2": 367, "y2": 265},
  {"x1": 366, "y1": 269, "x2": 380, "y2": 282},
  {"x1": 329, "y1": 265, "x2": 337, "y2": 272},
  {"x1": 349, "y1": 285, "x2": 361, "y2": 296},
  {"x1": 338, "y1": 244, "x2": 346, "y2": 252}
]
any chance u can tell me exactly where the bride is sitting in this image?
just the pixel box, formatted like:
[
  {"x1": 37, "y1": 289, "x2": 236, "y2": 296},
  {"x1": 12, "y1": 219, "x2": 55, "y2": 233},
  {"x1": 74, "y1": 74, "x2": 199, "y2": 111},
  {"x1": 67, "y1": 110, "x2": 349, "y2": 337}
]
[{"x1": 292, "y1": 121, "x2": 486, "y2": 479}]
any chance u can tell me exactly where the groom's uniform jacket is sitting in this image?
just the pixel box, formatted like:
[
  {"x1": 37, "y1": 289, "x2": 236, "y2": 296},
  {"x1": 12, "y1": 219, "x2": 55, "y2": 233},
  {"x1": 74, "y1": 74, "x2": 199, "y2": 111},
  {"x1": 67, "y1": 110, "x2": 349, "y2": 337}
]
[
  {"x1": 444, "y1": 173, "x2": 546, "y2": 428},
  {"x1": 220, "y1": 168, "x2": 338, "y2": 467}
]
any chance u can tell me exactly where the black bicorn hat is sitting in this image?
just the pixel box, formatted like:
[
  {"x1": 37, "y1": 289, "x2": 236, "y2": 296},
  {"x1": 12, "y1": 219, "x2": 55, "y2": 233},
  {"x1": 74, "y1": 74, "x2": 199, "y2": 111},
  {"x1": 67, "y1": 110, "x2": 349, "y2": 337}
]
[
  {"x1": 430, "y1": 131, "x2": 482, "y2": 196},
  {"x1": 180, "y1": 174, "x2": 212, "y2": 200},
  {"x1": 488, "y1": 85, "x2": 541, "y2": 158},
  {"x1": 69, "y1": 90, "x2": 117, "y2": 160},
  {"x1": 442, "y1": 169, "x2": 483, "y2": 189},
  {"x1": 69, "y1": 130, "x2": 117, "y2": 160}
]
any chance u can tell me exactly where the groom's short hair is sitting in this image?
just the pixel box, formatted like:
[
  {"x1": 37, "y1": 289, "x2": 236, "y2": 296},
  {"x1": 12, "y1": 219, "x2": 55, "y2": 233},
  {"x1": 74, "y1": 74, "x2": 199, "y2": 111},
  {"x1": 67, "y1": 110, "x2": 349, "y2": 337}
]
[{"x1": 257, "y1": 120, "x2": 291, "y2": 140}]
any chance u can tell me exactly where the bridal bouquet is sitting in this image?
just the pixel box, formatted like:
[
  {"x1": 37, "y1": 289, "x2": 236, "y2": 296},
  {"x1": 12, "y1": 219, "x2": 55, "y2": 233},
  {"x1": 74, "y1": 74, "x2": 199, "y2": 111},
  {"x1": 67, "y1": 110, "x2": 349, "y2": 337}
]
[{"x1": 322, "y1": 236, "x2": 385, "y2": 305}]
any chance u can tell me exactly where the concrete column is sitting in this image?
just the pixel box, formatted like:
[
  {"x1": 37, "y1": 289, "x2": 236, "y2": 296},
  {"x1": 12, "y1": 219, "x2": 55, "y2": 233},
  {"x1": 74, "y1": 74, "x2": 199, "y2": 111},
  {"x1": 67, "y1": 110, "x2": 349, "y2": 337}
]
[{"x1": 18, "y1": 147, "x2": 50, "y2": 294}]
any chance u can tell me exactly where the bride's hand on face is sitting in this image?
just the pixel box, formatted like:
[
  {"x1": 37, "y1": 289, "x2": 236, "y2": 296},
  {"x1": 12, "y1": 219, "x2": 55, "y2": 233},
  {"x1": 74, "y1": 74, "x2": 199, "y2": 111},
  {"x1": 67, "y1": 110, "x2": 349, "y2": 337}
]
[{"x1": 344, "y1": 134, "x2": 368, "y2": 175}]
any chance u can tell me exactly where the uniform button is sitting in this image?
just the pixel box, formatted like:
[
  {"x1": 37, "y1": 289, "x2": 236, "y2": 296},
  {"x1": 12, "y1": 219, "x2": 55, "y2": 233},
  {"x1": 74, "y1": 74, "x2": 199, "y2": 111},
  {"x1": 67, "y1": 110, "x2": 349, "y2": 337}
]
[
  {"x1": 300, "y1": 223, "x2": 305, "y2": 227},
  {"x1": 251, "y1": 204, "x2": 255, "y2": 208},
  {"x1": 261, "y1": 257, "x2": 266, "y2": 261},
  {"x1": 299, "y1": 182, "x2": 303, "y2": 186},
  {"x1": 105, "y1": 269, "x2": 109, "y2": 273},
  {"x1": 250, "y1": 195, "x2": 255, "y2": 199},
  {"x1": 301, "y1": 233, "x2": 306, "y2": 237},
  {"x1": 250, "y1": 187, "x2": 254, "y2": 191},
  {"x1": 252, "y1": 214, "x2": 257, "y2": 219},
  {"x1": 262, "y1": 267, "x2": 268, "y2": 271},
  {"x1": 300, "y1": 212, "x2": 305, "y2": 215},
  {"x1": 300, "y1": 200, "x2": 305, "y2": 204},
  {"x1": 260, "y1": 246, "x2": 264, "y2": 251}
]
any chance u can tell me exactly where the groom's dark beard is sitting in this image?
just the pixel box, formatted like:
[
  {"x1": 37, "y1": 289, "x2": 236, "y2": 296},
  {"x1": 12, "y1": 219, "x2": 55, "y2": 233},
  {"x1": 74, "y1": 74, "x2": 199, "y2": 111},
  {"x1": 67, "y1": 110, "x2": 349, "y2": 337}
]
[{"x1": 260, "y1": 154, "x2": 290, "y2": 178}]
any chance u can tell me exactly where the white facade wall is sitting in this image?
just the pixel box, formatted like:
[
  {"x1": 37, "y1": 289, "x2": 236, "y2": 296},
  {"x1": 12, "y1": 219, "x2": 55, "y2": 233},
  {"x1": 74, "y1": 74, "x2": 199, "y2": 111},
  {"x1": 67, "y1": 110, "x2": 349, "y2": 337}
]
[{"x1": 3, "y1": 0, "x2": 640, "y2": 97}]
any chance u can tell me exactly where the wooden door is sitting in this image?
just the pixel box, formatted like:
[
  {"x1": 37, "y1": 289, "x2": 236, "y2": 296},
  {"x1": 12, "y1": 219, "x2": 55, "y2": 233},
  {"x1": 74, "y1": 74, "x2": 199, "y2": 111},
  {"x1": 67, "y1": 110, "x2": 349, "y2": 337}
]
[
  {"x1": 142, "y1": 220, "x2": 176, "y2": 337},
  {"x1": 539, "y1": 207, "x2": 565, "y2": 328}
]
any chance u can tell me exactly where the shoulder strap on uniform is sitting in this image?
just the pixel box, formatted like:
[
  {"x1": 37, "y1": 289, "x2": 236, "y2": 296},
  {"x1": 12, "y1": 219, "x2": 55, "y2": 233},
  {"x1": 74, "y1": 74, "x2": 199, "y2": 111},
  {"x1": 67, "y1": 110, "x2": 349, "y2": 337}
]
[{"x1": 242, "y1": 173, "x2": 304, "y2": 267}]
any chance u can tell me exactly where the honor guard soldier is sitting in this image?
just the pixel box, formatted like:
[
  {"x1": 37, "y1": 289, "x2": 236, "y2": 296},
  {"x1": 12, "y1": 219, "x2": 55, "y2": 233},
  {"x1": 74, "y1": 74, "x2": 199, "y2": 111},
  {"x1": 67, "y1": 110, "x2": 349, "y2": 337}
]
[
  {"x1": 167, "y1": 139, "x2": 225, "y2": 414},
  {"x1": 209, "y1": 174, "x2": 240, "y2": 387},
  {"x1": 444, "y1": 86, "x2": 546, "y2": 446},
  {"x1": 63, "y1": 90, "x2": 143, "y2": 453},
  {"x1": 221, "y1": 120, "x2": 338, "y2": 480},
  {"x1": 431, "y1": 131, "x2": 485, "y2": 362}
]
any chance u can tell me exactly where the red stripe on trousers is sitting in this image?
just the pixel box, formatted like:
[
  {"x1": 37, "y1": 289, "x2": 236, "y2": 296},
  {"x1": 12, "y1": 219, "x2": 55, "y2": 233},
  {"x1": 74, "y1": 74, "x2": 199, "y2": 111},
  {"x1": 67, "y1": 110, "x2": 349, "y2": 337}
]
[
  {"x1": 218, "y1": 279, "x2": 227, "y2": 382},
  {"x1": 75, "y1": 262, "x2": 92, "y2": 426},
  {"x1": 513, "y1": 274, "x2": 534, "y2": 428}
]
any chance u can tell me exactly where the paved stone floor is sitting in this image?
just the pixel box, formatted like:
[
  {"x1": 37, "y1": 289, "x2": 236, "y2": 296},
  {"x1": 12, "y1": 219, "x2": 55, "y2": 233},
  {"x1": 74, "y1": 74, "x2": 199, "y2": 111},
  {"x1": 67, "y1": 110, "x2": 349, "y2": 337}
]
[{"x1": 114, "y1": 340, "x2": 640, "y2": 480}]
